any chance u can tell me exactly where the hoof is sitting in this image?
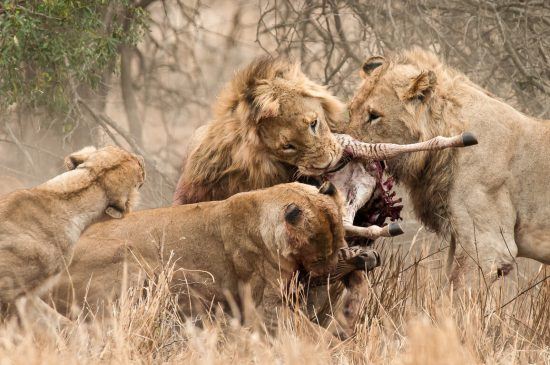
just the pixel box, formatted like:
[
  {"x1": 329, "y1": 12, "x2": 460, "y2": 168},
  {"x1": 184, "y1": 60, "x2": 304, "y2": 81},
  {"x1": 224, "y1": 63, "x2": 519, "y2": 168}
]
[
  {"x1": 388, "y1": 222, "x2": 404, "y2": 236},
  {"x1": 461, "y1": 132, "x2": 478, "y2": 146},
  {"x1": 353, "y1": 250, "x2": 381, "y2": 271}
]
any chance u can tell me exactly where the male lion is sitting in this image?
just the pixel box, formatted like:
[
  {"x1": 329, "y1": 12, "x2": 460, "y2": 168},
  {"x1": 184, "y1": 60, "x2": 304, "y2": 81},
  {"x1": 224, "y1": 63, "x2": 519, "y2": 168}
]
[
  {"x1": 173, "y1": 56, "x2": 346, "y2": 205},
  {"x1": 347, "y1": 47, "x2": 550, "y2": 283},
  {"x1": 0, "y1": 146, "x2": 145, "y2": 320},
  {"x1": 51, "y1": 182, "x2": 346, "y2": 334}
]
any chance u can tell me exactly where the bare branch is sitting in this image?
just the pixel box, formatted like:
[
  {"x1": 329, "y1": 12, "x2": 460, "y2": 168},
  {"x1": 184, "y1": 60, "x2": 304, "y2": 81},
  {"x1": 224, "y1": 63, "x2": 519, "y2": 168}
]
[{"x1": 78, "y1": 99, "x2": 174, "y2": 189}]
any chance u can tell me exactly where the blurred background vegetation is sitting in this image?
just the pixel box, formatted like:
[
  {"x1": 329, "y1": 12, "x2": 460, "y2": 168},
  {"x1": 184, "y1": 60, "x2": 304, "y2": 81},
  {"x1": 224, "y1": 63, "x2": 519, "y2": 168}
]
[{"x1": 1, "y1": 0, "x2": 549, "y2": 207}]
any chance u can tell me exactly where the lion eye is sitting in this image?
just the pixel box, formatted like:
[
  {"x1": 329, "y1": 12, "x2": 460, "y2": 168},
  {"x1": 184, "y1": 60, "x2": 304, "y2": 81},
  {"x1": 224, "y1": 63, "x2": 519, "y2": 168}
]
[
  {"x1": 366, "y1": 112, "x2": 381, "y2": 124},
  {"x1": 309, "y1": 118, "x2": 318, "y2": 132},
  {"x1": 282, "y1": 143, "x2": 296, "y2": 152}
]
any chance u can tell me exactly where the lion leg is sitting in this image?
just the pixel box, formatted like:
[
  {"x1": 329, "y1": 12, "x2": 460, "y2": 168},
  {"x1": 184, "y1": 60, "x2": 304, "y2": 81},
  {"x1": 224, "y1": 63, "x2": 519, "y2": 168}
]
[
  {"x1": 303, "y1": 281, "x2": 351, "y2": 339},
  {"x1": 15, "y1": 295, "x2": 71, "y2": 330},
  {"x1": 449, "y1": 232, "x2": 518, "y2": 287},
  {"x1": 259, "y1": 287, "x2": 284, "y2": 335},
  {"x1": 261, "y1": 287, "x2": 341, "y2": 343},
  {"x1": 340, "y1": 271, "x2": 369, "y2": 334},
  {"x1": 447, "y1": 189, "x2": 518, "y2": 288},
  {"x1": 31, "y1": 296, "x2": 72, "y2": 326},
  {"x1": 302, "y1": 247, "x2": 381, "y2": 338}
]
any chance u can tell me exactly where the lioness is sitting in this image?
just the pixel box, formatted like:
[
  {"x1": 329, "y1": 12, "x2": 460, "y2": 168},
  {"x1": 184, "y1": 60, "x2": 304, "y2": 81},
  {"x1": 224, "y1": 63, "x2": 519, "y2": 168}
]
[
  {"x1": 51, "y1": 182, "x2": 346, "y2": 333},
  {"x1": 348, "y1": 47, "x2": 550, "y2": 283},
  {"x1": 0, "y1": 146, "x2": 145, "y2": 318}
]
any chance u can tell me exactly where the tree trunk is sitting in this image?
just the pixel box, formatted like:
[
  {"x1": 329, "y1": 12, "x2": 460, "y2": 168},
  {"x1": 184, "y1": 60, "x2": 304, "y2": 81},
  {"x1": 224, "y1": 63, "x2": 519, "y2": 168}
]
[{"x1": 120, "y1": 45, "x2": 143, "y2": 146}]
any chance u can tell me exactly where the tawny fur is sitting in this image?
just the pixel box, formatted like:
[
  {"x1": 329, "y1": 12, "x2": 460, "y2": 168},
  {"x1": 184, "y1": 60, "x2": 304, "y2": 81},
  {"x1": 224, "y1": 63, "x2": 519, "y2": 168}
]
[
  {"x1": 173, "y1": 56, "x2": 346, "y2": 205},
  {"x1": 0, "y1": 146, "x2": 145, "y2": 312},
  {"x1": 50, "y1": 183, "x2": 346, "y2": 334},
  {"x1": 348, "y1": 47, "x2": 550, "y2": 283}
]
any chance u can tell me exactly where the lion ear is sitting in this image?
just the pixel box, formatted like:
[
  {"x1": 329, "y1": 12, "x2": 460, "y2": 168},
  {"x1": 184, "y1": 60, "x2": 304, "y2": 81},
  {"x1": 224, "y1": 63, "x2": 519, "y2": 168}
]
[
  {"x1": 360, "y1": 56, "x2": 385, "y2": 78},
  {"x1": 301, "y1": 81, "x2": 346, "y2": 131},
  {"x1": 404, "y1": 70, "x2": 436, "y2": 102},
  {"x1": 251, "y1": 83, "x2": 280, "y2": 122},
  {"x1": 256, "y1": 101, "x2": 280, "y2": 121},
  {"x1": 105, "y1": 195, "x2": 132, "y2": 219},
  {"x1": 64, "y1": 146, "x2": 97, "y2": 170},
  {"x1": 284, "y1": 203, "x2": 302, "y2": 225}
]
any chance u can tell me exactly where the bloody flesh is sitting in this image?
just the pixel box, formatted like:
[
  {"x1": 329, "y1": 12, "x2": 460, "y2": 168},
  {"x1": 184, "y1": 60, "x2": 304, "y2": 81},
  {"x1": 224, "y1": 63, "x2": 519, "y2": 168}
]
[{"x1": 332, "y1": 161, "x2": 403, "y2": 246}]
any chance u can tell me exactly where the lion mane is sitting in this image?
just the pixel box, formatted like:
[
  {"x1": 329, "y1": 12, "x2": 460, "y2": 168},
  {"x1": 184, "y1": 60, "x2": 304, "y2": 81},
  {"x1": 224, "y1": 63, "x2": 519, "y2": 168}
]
[{"x1": 173, "y1": 56, "x2": 345, "y2": 205}]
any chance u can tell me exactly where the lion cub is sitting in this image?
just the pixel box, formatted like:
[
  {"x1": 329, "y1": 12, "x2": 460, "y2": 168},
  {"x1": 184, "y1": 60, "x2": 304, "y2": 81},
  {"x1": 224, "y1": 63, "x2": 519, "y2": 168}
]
[
  {"x1": 0, "y1": 146, "x2": 145, "y2": 319},
  {"x1": 51, "y1": 182, "x2": 345, "y2": 333}
]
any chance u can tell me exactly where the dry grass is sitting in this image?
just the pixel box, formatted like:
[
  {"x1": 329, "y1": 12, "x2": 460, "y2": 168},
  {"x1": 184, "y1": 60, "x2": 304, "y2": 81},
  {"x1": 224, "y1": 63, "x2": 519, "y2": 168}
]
[{"x1": 1, "y1": 236, "x2": 549, "y2": 365}]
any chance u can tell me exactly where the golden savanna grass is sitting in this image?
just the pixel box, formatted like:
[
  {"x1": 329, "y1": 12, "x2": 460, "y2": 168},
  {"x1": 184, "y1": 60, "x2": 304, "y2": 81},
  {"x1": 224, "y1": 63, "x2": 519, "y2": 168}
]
[{"x1": 1, "y1": 233, "x2": 548, "y2": 364}]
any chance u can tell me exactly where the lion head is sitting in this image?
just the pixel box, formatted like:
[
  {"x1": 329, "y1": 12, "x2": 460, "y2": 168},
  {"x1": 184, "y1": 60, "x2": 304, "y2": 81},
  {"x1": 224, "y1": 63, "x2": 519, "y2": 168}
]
[
  {"x1": 347, "y1": 48, "x2": 467, "y2": 178},
  {"x1": 173, "y1": 57, "x2": 346, "y2": 205},
  {"x1": 347, "y1": 48, "x2": 473, "y2": 231},
  {"x1": 255, "y1": 182, "x2": 346, "y2": 277},
  {"x1": 64, "y1": 146, "x2": 146, "y2": 218}
]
